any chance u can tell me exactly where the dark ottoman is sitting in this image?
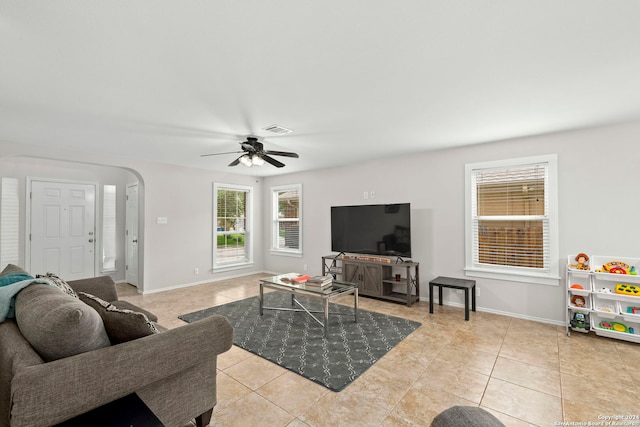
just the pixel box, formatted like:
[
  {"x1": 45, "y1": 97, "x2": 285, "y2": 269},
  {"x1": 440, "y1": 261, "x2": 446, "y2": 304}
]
[{"x1": 430, "y1": 406, "x2": 505, "y2": 427}]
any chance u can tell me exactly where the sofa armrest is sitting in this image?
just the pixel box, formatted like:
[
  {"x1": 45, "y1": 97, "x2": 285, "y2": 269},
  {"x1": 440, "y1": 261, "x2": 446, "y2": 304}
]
[
  {"x1": 0, "y1": 320, "x2": 44, "y2": 427},
  {"x1": 9, "y1": 314, "x2": 233, "y2": 427},
  {"x1": 67, "y1": 276, "x2": 119, "y2": 302}
]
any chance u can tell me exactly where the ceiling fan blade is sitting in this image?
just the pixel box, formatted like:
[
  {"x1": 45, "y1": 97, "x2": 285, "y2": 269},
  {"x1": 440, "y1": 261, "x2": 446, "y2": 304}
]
[
  {"x1": 228, "y1": 156, "x2": 242, "y2": 167},
  {"x1": 200, "y1": 151, "x2": 242, "y2": 157},
  {"x1": 264, "y1": 150, "x2": 299, "y2": 158},
  {"x1": 261, "y1": 155, "x2": 285, "y2": 168}
]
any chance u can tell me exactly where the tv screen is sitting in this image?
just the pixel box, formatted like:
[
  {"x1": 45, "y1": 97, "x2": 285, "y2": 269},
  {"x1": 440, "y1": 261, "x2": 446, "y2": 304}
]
[{"x1": 331, "y1": 203, "x2": 411, "y2": 257}]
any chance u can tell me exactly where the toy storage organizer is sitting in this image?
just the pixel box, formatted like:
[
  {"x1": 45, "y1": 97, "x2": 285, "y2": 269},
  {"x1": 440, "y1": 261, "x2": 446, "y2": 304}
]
[{"x1": 566, "y1": 255, "x2": 640, "y2": 344}]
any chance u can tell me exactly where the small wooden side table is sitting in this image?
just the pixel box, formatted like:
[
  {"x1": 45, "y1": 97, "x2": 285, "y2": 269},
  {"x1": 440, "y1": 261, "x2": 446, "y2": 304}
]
[{"x1": 429, "y1": 276, "x2": 476, "y2": 320}]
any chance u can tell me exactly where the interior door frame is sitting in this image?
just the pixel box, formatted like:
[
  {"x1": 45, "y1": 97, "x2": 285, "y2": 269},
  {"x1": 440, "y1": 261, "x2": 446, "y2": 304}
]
[
  {"x1": 25, "y1": 177, "x2": 100, "y2": 277},
  {"x1": 125, "y1": 182, "x2": 139, "y2": 288}
]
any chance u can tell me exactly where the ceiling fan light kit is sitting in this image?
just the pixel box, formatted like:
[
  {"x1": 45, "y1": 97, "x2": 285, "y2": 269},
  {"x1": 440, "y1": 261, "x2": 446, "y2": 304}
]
[
  {"x1": 251, "y1": 154, "x2": 264, "y2": 166},
  {"x1": 201, "y1": 136, "x2": 299, "y2": 168}
]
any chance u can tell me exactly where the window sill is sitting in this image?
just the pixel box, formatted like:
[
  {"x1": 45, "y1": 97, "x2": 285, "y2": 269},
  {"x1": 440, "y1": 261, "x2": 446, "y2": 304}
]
[
  {"x1": 270, "y1": 250, "x2": 303, "y2": 258},
  {"x1": 213, "y1": 262, "x2": 254, "y2": 273},
  {"x1": 464, "y1": 267, "x2": 560, "y2": 286}
]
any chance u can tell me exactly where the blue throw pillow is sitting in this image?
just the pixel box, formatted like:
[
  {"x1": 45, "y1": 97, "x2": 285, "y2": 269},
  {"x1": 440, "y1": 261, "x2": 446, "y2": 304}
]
[{"x1": 0, "y1": 273, "x2": 37, "y2": 322}]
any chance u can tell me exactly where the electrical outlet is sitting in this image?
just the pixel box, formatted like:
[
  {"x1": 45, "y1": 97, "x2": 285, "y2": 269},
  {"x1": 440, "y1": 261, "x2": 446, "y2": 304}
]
[
  {"x1": 194, "y1": 267, "x2": 199, "y2": 275},
  {"x1": 303, "y1": 264, "x2": 308, "y2": 271},
  {"x1": 363, "y1": 191, "x2": 368, "y2": 199},
  {"x1": 370, "y1": 191, "x2": 375, "y2": 199}
]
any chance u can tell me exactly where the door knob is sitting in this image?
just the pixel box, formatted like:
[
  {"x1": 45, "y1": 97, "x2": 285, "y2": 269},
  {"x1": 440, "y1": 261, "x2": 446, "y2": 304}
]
[
  {"x1": 88, "y1": 239, "x2": 94, "y2": 243},
  {"x1": 133, "y1": 239, "x2": 138, "y2": 243}
]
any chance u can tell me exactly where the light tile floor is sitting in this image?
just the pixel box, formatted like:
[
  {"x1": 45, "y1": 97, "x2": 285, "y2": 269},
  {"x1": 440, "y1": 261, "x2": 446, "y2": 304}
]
[{"x1": 118, "y1": 274, "x2": 640, "y2": 427}]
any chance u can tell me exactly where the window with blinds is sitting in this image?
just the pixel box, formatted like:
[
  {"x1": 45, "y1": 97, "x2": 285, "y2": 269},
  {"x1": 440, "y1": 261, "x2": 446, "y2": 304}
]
[
  {"x1": 271, "y1": 184, "x2": 302, "y2": 255},
  {"x1": 0, "y1": 177, "x2": 19, "y2": 268},
  {"x1": 213, "y1": 183, "x2": 253, "y2": 268},
  {"x1": 465, "y1": 155, "x2": 559, "y2": 285},
  {"x1": 473, "y1": 164, "x2": 548, "y2": 269}
]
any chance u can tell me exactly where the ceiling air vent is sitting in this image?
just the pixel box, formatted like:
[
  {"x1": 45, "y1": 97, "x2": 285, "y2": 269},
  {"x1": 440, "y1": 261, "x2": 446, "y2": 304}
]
[{"x1": 263, "y1": 124, "x2": 293, "y2": 135}]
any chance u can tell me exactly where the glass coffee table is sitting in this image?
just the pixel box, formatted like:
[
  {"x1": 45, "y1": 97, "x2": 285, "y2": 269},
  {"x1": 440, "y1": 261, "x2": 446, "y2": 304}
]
[{"x1": 259, "y1": 273, "x2": 358, "y2": 337}]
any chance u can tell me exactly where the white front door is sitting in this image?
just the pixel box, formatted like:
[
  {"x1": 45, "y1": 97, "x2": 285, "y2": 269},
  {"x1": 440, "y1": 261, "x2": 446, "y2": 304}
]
[
  {"x1": 29, "y1": 180, "x2": 96, "y2": 280},
  {"x1": 125, "y1": 183, "x2": 139, "y2": 287}
]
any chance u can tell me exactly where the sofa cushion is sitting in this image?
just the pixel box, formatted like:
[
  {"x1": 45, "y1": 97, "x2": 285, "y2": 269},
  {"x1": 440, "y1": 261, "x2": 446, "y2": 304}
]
[
  {"x1": 35, "y1": 273, "x2": 78, "y2": 298},
  {"x1": 67, "y1": 276, "x2": 119, "y2": 303},
  {"x1": 111, "y1": 300, "x2": 159, "y2": 323},
  {"x1": 15, "y1": 284, "x2": 111, "y2": 362},
  {"x1": 1, "y1": 265, "x2": 36, "y2": 322},
  {"x1": 78, "y1": 292, "x2": 159, "y2": 344}
]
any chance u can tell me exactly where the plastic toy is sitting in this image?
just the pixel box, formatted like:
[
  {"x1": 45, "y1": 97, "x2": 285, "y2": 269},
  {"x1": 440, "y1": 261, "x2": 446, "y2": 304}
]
[
  {"x1": 569, "y1": 253, "x2": 590, "y2": 270},
  {"x1": 571, "y1": 295, "x2": 586, "y2": 307},
  {"x1": 615, "y1": 284, "x2": 640, "y2": 296},
  {"x1": 613, "y1": 323, "x2": 628, "y2": 333},
  {"x1": 598, "y1": 287, "x2": 612, "y2": 294},
  {"x1": 570, "y1": 284, "x2": 584, "y2": 290},
  {"x1": 570, "y1": 312, "x2": 590, "y2": 331},
  {"x1": 599, "y1": 260, "x2": 631, "y2": 274},
  {"x1": 599, "y1": 320, "x2": 630, "y2": 333}
]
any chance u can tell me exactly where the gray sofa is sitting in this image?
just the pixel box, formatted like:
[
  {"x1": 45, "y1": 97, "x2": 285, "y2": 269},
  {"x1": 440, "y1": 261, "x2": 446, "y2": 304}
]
[{"x1": 0, "y1": 268, "x2": 233, "y2": 427}]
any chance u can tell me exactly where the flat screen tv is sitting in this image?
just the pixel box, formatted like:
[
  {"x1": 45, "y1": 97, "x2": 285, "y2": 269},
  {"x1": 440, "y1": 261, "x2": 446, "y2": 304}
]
[{"x1": 331, "y1": 203, "x2": 411, "y2": 257}]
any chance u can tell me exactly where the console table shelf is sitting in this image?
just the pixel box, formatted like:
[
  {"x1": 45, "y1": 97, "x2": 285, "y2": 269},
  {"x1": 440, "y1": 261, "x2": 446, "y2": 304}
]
[{"x1": 322, "y1": 254, "x2": 419, "y2": 306}]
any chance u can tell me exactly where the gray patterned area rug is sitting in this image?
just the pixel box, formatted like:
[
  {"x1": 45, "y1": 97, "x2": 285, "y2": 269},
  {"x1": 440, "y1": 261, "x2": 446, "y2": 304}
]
[{"x1": 179, "y1": 293, "x2": 421, "y2": 391}]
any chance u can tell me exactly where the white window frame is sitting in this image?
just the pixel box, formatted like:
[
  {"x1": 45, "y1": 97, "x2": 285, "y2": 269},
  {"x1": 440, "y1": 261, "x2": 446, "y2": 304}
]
[
  {"x1": 213, "y1": 182, "x2": 253, "y2": 270},
  {"x1": 464, "y1": 154, "x2": 560, "y2": 286},
  {"x1": 270, "y1": 184, "x2": 302, "y2": 257}
]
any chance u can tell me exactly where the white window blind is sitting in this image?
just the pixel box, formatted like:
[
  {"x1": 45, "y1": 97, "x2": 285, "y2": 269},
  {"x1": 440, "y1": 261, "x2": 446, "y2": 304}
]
[
  {"x1": 472, "y1": 164, "x2": 548, "y2": 270},
  {"x1": 0, "y1": 177, "x2": 19, "y2": 268},
  {"x1": 465, "y1": 155, "x2": 559, "y2": 285}
]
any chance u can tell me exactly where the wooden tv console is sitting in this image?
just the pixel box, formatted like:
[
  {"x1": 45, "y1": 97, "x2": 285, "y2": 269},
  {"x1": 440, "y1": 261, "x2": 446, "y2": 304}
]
[{"x1": 322, "y1": 254, "x2": 419, "y2": 306}]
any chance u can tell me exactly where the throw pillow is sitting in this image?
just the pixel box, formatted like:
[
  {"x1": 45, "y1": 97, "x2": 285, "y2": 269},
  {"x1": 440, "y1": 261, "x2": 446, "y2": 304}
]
[
  {"x1": 15, "y1": 284, "x2": 111, "y2": 362},
  {"x1": 78, "y1": 292, "x2": 159, "y2": 344},
  {"x1": 36, "y1": 273, "x2": 78, "y2": 298},
  {"x1": 0, "y1": 264, "x2": 31, "y2": 277}
]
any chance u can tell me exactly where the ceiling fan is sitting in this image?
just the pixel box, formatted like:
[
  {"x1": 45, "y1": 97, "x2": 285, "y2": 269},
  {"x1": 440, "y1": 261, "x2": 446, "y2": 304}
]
[{"x1": 201, "y1": 136, "x2": 299, "y2": 168}]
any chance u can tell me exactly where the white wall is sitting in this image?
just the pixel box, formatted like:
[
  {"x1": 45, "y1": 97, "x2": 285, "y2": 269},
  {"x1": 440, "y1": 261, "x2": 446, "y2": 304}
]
[
  {"x1": 2, "y1": 119, "x2": 639, "y2": 320},
  {"x1": 263, "y1": 120, "x2": 640, "y2": 324},
  {"x1": 137, "y1": 162, "x2": 264, "y2": 291},
  {"x1": 0, "y1": 157, "x2": 135, "y2": 281},
  {"x1": 0, "y1": 144, "x2": 265, "y2": 292}
]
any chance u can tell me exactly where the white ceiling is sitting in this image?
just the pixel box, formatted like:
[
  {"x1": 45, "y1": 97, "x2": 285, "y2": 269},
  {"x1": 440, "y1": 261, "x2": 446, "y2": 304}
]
[{"x1": 2, "y1": 1, "x2": 640, "y2": 177}]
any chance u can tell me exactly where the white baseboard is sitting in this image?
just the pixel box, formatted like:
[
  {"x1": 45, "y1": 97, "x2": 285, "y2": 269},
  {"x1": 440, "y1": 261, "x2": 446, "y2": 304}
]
[
  {"x1": 120, "y1": 274, "x2": 563, "y2": 327},
  {"x1": 137, "y1": 270, "x2": 274, "y2": 295},
  {"x1": 418, "y1": 296, "x2": 564, "y2": 327}
]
